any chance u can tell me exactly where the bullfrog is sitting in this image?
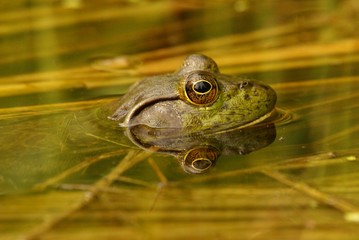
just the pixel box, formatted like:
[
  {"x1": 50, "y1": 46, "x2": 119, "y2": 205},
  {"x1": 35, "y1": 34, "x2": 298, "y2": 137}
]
[{"x1": 106, "y1": 54, "x2": 277, "y2": 144}]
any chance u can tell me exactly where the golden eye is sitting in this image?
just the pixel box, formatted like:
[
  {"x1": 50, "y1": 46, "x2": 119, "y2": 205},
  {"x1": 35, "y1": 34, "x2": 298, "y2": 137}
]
[
  {"x1": 182, "y1": 146, "x2": 219, "y2": 174},
  {"x1": 184, "y1": 71, "x2": 218, "y2": 106}
]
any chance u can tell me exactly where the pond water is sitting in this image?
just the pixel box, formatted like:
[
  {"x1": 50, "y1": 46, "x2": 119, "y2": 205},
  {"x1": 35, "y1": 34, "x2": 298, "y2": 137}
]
[{"x1": 1, "y1": 1, "x2": 359, "y2": 239}]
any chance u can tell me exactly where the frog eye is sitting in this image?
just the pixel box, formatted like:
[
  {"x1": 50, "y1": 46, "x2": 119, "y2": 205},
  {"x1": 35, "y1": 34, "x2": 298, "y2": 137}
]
[
  {"x1": 182, "y1": 146, "x2": 219, "y2": 174},
  {"x1": 184, "y1": 71, "x2": 219, "y2": 106}
]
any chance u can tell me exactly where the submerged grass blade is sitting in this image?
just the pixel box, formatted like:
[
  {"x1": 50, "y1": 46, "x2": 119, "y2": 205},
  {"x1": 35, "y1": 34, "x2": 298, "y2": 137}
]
[
  {"x1": 23, "y1": 149, "x2": 153, "y2": 240},
  {"x1": 262, "y1": 169, "x2": 359, "y2": 218}
]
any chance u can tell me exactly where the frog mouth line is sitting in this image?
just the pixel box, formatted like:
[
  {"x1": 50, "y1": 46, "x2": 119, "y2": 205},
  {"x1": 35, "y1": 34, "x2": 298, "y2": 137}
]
[
  {"x1": 122, "y1": 96, "x2": 277, "y2": 130},
  {"x1": 233, "y1": 108, "x2": 277, "y2": 129},
  {"x1": 200, "y1": 107, "x2": 278, "y2": 136}
]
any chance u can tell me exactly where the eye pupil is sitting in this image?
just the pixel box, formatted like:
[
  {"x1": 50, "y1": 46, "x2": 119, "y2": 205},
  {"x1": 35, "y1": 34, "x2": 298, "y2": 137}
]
[
  {"x1": 184, "y1": 71, "x2": 218, "y2": 106},
  {"x1": 194, "y1": 81, "x2": 212, "y2": 94},
  {"x1": 192, "y1": 158, "x2": 212, "y2": 170}
]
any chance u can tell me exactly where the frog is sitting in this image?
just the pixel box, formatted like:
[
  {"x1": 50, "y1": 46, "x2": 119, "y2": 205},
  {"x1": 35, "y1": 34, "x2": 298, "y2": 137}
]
[{"x1": 106, "y1": 54, "x2": 277, "y2": 141}]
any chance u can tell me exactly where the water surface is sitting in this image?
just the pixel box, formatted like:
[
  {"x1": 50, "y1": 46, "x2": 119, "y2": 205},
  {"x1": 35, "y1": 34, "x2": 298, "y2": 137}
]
[{"x1": 1, "y1": 1, "x2": 359, "y2": 239}]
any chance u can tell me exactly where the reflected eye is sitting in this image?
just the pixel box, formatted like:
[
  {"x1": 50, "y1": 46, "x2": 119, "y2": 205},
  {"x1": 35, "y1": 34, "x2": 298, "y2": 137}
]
[
  {"x1": 184, "y1": 71, "x2": 218, "y2": 106},
  {"x1": 182, "y1": 146, "x2": 219, "y2": 174}
]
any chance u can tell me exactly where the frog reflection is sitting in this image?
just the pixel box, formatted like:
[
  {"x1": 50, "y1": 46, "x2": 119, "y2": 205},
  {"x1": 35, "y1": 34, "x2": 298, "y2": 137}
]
[{"x1": 128, "y1": 122, "x2": 277, "y2": 174}]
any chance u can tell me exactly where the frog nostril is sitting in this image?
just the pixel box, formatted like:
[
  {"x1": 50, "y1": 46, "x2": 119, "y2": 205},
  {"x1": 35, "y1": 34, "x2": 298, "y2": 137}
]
[{"x1": 238, "y1": 81, "x2": 248, "y2": 89}]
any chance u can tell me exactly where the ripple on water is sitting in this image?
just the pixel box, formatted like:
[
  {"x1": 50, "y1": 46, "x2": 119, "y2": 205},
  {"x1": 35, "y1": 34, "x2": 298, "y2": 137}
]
[{"x1": 271, "y1": 107, "x2": 297, "y2": 127}]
